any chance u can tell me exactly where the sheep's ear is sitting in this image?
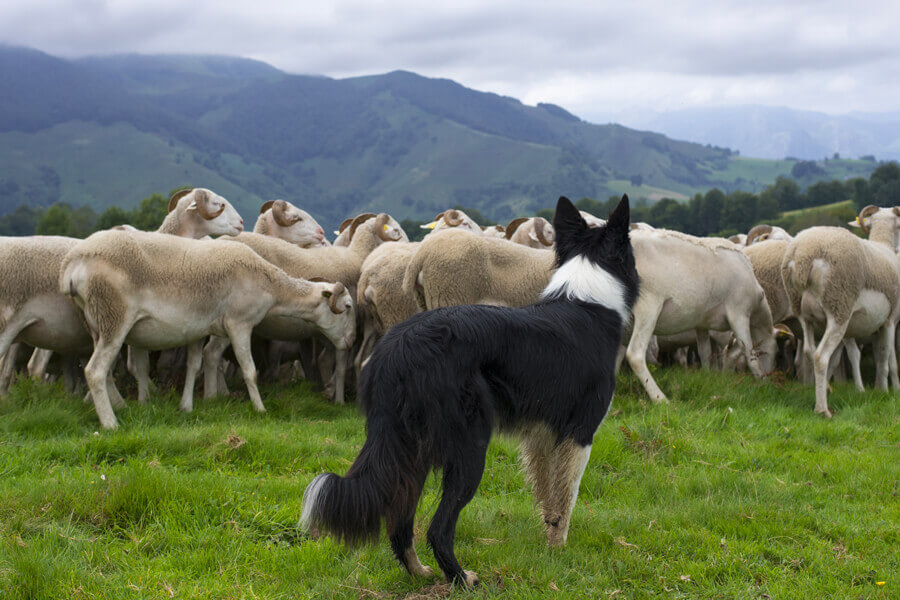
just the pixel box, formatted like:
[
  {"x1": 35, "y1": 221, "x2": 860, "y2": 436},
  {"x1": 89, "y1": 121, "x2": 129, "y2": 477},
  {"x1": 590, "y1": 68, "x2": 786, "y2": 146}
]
[
  {"x1": 553, "y1": 196, "x2": 587, "y2": 237},
  {"x1": 606, "y1": 194, "x2": 631, "y2": 235}
]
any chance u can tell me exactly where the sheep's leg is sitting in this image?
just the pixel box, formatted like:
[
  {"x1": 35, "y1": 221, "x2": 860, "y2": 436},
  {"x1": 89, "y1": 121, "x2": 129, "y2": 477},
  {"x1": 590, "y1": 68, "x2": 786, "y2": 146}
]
[
  {"x1": 127, "y1": 347, "x2": 151, "y2": 404},
  {"x1": 842, "y1": 339, "x2": 864, "y2": 392},
  {"x1": 179, "y1": 340, "x2": 204, "y2": 412},
  {"x1": 883, "y1": 323, "x2": 898, "y2": 390},
  {"x1": 63, "y1": 356, "x2": 81, "y2": 393},
  {"x1": 85, "y1": 332, "x2": 131, "y2": 430},
  {"x1": 728, "y1": 315, "x2": 764, "y2": 378},
  {"x1": 873, "y1": 323, "x2": 894, "y2": 391},
  {"x1": 354, "y1": 319, "x2": 377, "y2": 380},
  {"x1": 0, "y1": 342, "x2": 23, "y2": 395},
  {"x1": 625, "y1": 299, "x2": 667, "y2": 403},
  {"x1": 27, "y1": 348, "x2": 53, "y2": 380},
  {"x1": 696, "y1": 329, "x2": 712, "y2": 370},
  {"x1": 226, "y1": 325, "x2": 265, "y2": 412},
  {"x1": 812, "y1": 316, "x2": 849, "y2": 418},
  {"x1": 0, "y1": 318, "x2": 37, "y2": 392},
  {"x1": 202, "y1": 336, "x2": 231, "y2": 399},
  {"x1": 799, "y1": 318, "x2": 817, "y2": 384},
  {"x1": 330, "y1": 346, "x2": 348, "y2": 405}
]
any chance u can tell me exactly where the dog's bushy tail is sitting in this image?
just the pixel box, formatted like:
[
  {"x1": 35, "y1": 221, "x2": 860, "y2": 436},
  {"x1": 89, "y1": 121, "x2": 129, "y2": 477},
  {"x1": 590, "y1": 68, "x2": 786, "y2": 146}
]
[{"x1": 300, "y1": 413, "x2": 426, "y2": 545}]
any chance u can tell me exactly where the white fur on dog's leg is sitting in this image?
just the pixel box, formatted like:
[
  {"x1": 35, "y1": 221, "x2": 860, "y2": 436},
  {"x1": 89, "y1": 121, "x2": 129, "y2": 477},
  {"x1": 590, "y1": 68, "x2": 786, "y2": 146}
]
[
  {"x1": 462, "y1": 570, "x2": 480, "y2": 589},
  {"x1": 404, "y1": 546, "x2": 433, "y2": 578}
]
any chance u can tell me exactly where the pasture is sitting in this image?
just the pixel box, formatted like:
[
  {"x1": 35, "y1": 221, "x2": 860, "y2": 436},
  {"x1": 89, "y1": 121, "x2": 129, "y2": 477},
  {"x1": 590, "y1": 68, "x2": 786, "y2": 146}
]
[{"x1": 0, "y1": 369, "x2": 896, "y2": 599}]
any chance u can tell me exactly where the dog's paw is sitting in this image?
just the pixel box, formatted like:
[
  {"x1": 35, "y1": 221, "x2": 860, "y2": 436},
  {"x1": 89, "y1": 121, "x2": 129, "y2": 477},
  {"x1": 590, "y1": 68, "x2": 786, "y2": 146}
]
[{"x1": 462, "y1": 570, "x2": 480, "y2": 589}]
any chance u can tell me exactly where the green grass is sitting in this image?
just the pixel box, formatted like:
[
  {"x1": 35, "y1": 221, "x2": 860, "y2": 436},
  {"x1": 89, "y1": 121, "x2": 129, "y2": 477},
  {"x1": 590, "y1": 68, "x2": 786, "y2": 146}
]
[{"x1": 0, "y1": 369, "x2": 897, "y2": 599}]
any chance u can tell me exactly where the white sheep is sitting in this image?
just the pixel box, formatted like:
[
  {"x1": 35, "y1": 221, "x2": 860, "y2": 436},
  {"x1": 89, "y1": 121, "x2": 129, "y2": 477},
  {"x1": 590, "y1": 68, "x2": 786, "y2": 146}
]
[
  {"x1": 505, "y1": 216, "x2": 555, "y2": 248},
  {"x1": 209, "y1": 213, "x2": 405, "y2": 403},
  {"x1": 255, "y1": 199, "x2": 326, "y2": 247},
  {"x1": 781, "y1": 205, "x2": 900, "y2": 416},
  {"x1": 60, "y1": 230, "x2": 351, "y2": 429},
  {"x1": 623, "y1": 229, "x2": 777, "y2": 402}
]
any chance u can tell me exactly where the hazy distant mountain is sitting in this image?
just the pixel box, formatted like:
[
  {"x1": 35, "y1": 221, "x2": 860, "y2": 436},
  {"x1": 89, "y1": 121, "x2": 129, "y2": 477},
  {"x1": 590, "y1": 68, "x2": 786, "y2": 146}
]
[
  {"x1": 0, "y1": 46, "x2": 878, "y2": 228},
  {"x1": 604, "y1": 105, "x2": 900, "y2": 161}
]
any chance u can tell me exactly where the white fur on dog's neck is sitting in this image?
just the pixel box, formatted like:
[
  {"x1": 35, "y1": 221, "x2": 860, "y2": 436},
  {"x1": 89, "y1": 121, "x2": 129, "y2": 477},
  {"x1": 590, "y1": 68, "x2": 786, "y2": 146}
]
[{"x1": 541, "y1": 255, "x2": 629, "y2": 322}]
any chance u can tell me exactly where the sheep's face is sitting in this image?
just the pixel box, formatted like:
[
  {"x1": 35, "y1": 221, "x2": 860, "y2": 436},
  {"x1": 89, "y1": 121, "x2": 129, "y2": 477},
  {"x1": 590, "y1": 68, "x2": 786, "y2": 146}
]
[
  {"x1": 309, "y1": 282, "x2": 356, "y2": 349},
  {"x1": 265, "y1": 202, "x2": 326, "y2": 247},
  {"x1": 189, "y1": 188, "x2": 244, "y2": 237}
]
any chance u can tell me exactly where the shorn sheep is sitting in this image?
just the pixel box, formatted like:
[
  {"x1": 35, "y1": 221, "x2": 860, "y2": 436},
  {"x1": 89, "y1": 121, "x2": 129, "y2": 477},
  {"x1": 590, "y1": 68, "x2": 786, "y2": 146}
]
[
  {"x1": 782, "y1": 205, "x2": 900, "y2": 417},
  {"x1": 60, "y1": 230, "x2": 351, "y2": 429}
]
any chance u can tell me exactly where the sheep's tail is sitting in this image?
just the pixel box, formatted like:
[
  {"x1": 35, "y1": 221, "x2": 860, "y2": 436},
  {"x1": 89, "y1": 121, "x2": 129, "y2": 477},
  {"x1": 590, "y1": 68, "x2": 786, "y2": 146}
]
[
  {"x1": 300, "y1": 411, "x2": 427, "y2": 546},
  {"x1": 403, "y1": 248, "x2": 428, "y2": 312}
]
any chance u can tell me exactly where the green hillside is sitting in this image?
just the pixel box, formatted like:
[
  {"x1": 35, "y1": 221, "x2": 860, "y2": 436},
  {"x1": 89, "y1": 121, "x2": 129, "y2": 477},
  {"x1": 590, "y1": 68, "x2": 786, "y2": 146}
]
[{"x1": 0, "y1": 47, "x2": 879, "y2": 229}]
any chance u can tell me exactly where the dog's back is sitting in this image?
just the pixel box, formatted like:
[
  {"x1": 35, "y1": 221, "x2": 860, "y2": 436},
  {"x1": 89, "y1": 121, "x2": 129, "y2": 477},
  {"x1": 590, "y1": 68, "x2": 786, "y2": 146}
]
[{"x1": 301, "y1": 196, "x2": 639, "y2": 587}]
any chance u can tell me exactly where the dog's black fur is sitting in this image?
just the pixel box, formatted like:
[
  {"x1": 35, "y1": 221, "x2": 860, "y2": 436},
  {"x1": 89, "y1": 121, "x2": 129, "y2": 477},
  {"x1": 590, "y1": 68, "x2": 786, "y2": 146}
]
[{"x1": 301, "y1": 195, "x2": 639, "y2": 585}]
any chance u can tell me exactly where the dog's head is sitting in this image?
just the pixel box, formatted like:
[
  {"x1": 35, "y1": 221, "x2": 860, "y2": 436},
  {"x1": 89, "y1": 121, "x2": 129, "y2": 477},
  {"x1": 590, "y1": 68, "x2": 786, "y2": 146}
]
[{"x1": 544, "y1": 196, "x2": 639, "y2": 317}]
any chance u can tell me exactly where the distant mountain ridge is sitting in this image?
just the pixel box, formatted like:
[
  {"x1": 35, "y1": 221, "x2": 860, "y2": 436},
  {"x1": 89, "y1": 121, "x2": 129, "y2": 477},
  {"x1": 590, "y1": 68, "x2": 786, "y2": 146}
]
[
  {"x1": 0, "y1": 46, "x2": 878, "y2": 229},
  {"x1": 606, "y1": 105, "x2": 900, "y2": 161}
]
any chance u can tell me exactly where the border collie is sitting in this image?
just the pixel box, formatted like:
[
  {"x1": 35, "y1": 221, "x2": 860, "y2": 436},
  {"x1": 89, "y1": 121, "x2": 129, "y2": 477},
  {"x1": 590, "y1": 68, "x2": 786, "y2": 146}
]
[{"x1": 301, "y1": 195, "x2": 639, "y2": 587}]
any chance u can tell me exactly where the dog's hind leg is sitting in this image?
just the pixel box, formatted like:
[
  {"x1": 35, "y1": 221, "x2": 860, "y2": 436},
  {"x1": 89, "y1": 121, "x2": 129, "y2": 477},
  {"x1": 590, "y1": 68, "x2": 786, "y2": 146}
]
[
  {"x1": 427, "y1": 438, "x2": 488, "y2": 588},
  {"x1": 543, "y1": 438, "x2": 592, "y2": 548}
]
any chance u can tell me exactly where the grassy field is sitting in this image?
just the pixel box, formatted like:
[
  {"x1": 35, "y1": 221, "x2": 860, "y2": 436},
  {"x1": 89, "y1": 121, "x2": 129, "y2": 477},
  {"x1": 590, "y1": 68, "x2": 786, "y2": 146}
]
[{"x1": 0, "y1": 368, "x2": 896, "y2": 599}]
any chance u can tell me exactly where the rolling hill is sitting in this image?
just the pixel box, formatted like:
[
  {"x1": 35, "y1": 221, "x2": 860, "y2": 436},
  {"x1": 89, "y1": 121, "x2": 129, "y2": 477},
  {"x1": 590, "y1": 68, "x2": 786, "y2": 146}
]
[{"x1": 0, "y1": 46, "x2": 878, "y2": 229}]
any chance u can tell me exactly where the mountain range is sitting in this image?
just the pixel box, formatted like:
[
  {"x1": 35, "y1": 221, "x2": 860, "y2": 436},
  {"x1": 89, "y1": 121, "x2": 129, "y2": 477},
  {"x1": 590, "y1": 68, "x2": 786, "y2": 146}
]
[
  {"x1": 0, "y1": 45, "x2": 879, "y2": 229},
  {"x1": 603, "y1": 106, "x2": 900, "y2": 162}
]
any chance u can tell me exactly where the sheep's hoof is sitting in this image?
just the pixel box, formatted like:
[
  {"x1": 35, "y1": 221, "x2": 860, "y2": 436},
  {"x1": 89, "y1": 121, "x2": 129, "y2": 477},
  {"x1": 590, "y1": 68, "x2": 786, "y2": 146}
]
[
  {"x1": 411, "y1": 565, "x2": 434, "y2": 578},
  {"x1": 815, "y1": 407, "x2": 833, "y2": 419},
  {"x1": 322, "y1": 384, "x2": 335, "y2": 402}
]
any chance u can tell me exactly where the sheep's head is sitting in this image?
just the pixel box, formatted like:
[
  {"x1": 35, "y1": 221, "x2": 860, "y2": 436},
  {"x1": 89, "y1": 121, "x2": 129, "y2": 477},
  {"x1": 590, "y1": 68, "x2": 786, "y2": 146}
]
[
  {"x1": 851, "y1": 205, "x2": 900, "y2": 248},
  {"x1": 421, "y1": 209, "x2": 481, "y2": 235},
  {"x1": 259, "y1": 200, "x2": 325, "y2": 247},
  {"x1": 173, "y1": 188, "x2": 244, "y2": 237},
  {"x1": 505, "y1": 216, "x2": 555, "y2": 248},
  {"x1": 746, "y1": 224, "x2": 792, "y2": 245},
  {"x1": 481, "y1": 224, "x2": 506, "y2": 238},
  {"x1": 310, "y1": 279, "x2": 356, "y2": 349}
]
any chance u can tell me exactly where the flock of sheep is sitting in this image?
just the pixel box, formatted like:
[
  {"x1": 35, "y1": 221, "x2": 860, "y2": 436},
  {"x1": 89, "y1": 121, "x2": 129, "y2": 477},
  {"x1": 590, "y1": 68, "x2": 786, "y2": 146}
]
[{"x1": 0, "y1": 187, "x2": 898, "y2": 429}]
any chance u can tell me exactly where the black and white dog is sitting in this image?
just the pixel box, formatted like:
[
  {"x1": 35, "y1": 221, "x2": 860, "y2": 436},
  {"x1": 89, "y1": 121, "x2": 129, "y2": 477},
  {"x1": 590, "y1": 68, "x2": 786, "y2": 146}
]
[{"x1": 301, "y1": 195, "x2": 639, "y2": 587}]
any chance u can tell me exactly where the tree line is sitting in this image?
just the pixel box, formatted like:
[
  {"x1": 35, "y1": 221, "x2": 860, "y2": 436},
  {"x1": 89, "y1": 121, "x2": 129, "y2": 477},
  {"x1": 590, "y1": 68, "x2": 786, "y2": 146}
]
[
  {"x1": 1, "y1": 163, "x2": 898, "y2": 239},
  {"x1": 545, "y1": 162, "x2": 900, "y2": 237}
]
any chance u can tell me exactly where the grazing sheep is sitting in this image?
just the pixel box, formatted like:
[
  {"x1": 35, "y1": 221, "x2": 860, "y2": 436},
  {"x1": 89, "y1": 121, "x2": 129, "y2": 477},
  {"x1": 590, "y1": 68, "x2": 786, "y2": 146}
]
[
  {"x1": 211, "y1": 213, "x2": 405, "y2": 403},
  {"x1": 624, "y1": 229, "x2": 777, "y2": 403},
  {"x1": 505, "y1": 216, "x2": 555, "y2": 248},
  {"x1": 254, "y1": 200, "x2": 326, "y2": 247},
  {"x1": 781, "y1": 205, "x2": 900, "y2": 417},
  {"x1": 60, "y1": 230, "x2": 349, "y2": 429}
]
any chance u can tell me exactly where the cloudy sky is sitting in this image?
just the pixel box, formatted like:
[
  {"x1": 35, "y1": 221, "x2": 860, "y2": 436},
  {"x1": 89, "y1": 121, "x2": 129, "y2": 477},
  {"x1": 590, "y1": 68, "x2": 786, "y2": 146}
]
[{"x1": 2, "y1": 0, "x2": 899, "y2": 122}]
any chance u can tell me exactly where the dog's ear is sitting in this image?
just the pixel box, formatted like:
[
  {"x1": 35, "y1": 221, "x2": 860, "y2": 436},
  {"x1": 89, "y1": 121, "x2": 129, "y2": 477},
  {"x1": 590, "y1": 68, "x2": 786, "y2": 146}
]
[
  {"x1": 553, "y1": 196, "x2": 587, "y2": 238},
  {"x1": 606, "y1": 194, "x2": 631, "y2": 236}
]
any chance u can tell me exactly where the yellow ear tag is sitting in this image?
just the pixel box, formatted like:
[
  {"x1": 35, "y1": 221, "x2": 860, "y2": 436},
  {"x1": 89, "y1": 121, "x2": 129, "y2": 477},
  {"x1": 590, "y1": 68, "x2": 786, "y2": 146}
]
[
  {"x1": 856, "y1": 216, "x2": 862, "y2": 227},
  {"x1": 420, "y1": 221, "x2": 438, "y2": 230},
  {"x1": 383, "y1": 224, "x2": 390, "y2": 231}
]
